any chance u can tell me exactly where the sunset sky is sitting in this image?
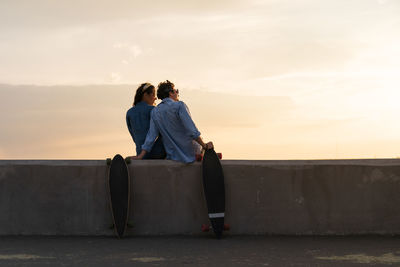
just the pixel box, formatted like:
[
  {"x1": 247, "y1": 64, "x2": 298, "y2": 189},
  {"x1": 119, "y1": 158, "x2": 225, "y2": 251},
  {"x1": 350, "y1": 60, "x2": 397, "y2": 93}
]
[{"x1": 1, "y1": 0, "x2": 399, "y2": 160}]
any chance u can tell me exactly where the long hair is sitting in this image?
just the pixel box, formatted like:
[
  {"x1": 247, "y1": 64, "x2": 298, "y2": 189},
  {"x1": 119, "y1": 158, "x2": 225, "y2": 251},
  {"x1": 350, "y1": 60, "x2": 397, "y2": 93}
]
[{"x1": 133, "y1": 83, "x2": 155, "y2": 106}]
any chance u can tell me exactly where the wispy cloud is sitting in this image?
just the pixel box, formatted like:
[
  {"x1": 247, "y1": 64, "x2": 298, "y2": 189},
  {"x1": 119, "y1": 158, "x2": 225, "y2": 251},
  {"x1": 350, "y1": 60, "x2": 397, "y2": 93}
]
[
  {"x1": 113, "y1": 42, "x2": 129, "y2": 49},
  {"x1": 113, "y1": 42, "x2": 143, "y2": 65},
  {"x1": 110, "y1": 72, "x2": 122, "y2": 83},
  {"x1": 257, "y1": 69, "x2": 400, "y2": 81},
  {"x1": 0, "y1": 0, "x2": 247, "y2": 30},
  {"x1": 0, "y1": 84, "x2": 294, "y2": 158},
  {"x1": 129, "y1": 45, "x2": 142, "y2": 58},
  {"x1": 1, "y1": 83, "x2": 400, "y2": 159}
]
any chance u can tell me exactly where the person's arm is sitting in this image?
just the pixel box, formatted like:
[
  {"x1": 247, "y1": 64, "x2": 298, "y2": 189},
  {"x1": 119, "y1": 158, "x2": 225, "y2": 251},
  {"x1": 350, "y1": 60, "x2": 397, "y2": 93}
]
[
  {"x1": 131, "y1": 149, "x2": 147, "y2": 160},
  {"x1": 131, "y1": 112, "x2": 159, "y2": 160},
  {"x1": 178, "y1": 102, "x2": 213, "y2": 150},
  {"x1": 195, "y1": 136, "x2": 213, "y2": 150}
]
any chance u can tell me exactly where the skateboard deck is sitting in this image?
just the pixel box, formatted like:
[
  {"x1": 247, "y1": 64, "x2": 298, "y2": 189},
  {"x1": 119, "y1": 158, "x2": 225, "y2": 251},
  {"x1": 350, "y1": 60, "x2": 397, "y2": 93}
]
[
  {"x1": 202, "y1": 149, "x2": 225, "y2": 238},
  {"x1": 196, "y1": 152, "x2": 222, "y2": 162},
  {"x1": 108, "y1": 154, "x2": 130, "y2": 238}
]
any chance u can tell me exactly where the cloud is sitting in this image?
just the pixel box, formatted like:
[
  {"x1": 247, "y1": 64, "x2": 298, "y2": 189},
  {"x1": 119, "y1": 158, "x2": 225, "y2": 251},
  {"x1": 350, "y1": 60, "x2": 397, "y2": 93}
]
[
  {"x1": 110, "y1": 72, "x2": 122, "y2": 83},
  {"x1": 1, "y1": 0, "x2": 399, "y2": 86},
  {"x1": 0, "y1": 84, "x2": 294, "y2": 158},
  {"x1": 0, "y1": 0, "x2": 246, "y2": 30},
  {"x1": 113, "y1": 42, "x2": 143, "y2": 64},
  {"x1": 113, "y1": 42, "x2": 129, "y2": 49},
  {"x1": 257, "y1": 69, "x2": 400, "y2": 81},
  {"x1": 129, "y1": 45, "x2": 142, "y2": 58},
  {"x1": 0, "y1": 84, "x2": 135, "y2": 158},
  {"x1": 181, "y1": 89, "x2": 295, "y2": 129},
  {"x1": 1, "y1": 83, "x2": 399, "y2": 159}
]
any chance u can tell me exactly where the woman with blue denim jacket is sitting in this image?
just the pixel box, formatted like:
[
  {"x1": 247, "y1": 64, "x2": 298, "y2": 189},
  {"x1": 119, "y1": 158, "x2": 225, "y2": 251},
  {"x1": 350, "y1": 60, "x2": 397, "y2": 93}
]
[{"x1": 126, "y1": 83, "x2": 166, "y2": 159}]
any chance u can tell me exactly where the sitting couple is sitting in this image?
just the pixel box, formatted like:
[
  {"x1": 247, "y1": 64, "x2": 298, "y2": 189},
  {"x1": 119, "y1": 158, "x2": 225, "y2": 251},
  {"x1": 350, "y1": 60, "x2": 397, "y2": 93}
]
[{"x1": 126, "y1": 80, "x2": 213, "y2": 163}]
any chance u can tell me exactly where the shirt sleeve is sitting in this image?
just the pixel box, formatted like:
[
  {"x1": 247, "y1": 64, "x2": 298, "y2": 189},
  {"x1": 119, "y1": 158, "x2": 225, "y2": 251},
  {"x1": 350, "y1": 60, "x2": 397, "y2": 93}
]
[
  {"x1": 141, "y1": 111, "x2": 160, "y2": 152},
  {"x1": 178, "y1": 102, "x2": 201, "y2": 139}
]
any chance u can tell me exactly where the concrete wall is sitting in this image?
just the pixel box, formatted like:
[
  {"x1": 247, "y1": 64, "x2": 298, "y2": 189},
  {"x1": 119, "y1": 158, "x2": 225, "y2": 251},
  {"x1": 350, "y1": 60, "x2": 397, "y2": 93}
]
[{"x1": 1, "y1": 159, "x2": 400, "y2": 236}]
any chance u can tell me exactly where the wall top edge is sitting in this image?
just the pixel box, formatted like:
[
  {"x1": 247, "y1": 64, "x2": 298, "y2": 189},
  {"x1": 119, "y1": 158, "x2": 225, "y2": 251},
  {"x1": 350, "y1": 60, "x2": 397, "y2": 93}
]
[{"x1": 0, "y1": 159, "x2": 400, "y2": 167}]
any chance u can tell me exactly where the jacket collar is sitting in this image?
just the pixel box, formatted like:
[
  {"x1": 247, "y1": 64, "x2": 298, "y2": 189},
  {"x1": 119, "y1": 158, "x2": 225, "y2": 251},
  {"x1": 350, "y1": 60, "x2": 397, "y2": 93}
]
[{"x1": 162, "y1": 98, "x2": 174, "y2": 104}]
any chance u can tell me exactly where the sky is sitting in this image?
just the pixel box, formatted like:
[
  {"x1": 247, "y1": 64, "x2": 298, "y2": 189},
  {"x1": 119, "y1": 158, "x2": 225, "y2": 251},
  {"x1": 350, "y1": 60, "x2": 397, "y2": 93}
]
[{"x1": 0, "y1": 0, "x2": 399, "y2": 160}]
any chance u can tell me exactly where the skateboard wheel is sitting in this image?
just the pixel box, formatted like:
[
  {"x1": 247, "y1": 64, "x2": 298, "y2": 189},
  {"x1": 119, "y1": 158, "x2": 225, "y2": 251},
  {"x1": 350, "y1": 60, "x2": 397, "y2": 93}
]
[
  {"x1": 217, "y1": 153, "x2": 222, "y2": 160},
  {"x1": 106, "y1": 158, "x2": 112, "y2": 166},
  {"x1": 125, "y1": 157, "x2": 131, "y2": 164},
  {"x1": 223, "y1": 224, "x2": 230, "y2": 231},
  {"x1": 109, "y1": 224, "x2": 115, "y2": 229},
  {"x1": 201, "y1": 224, "x2": 210, "y2": 232},
  {"x1": 127, "y1": 222, "x2": 134, "y2": 228}
]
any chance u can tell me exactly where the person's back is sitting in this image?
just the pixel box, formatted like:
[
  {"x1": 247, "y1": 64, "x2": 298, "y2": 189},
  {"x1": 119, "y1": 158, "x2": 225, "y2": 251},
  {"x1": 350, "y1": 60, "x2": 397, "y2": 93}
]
[
  {"x1": 150, "y1": 98, "x2": 201, "y2": 162},
  {"x1": 126, "y1": 83, "x2": 166, "y2": 159},
  {"x1": 136, "y1": 80, "x2": 213, "y2": 163}
]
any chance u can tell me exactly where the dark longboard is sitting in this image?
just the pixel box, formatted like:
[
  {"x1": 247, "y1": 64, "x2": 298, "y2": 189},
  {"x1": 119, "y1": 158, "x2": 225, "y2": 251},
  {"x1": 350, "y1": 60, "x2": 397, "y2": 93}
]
[
  {"x1": 196, "y1": 152, "x2": 222, "y2": 162},
  {"x1": 108, "y1": 154, "x2": 130, "y2": 238},
  {"x1": 202, "y1": 149, "x2": 225, "y2": 238}
]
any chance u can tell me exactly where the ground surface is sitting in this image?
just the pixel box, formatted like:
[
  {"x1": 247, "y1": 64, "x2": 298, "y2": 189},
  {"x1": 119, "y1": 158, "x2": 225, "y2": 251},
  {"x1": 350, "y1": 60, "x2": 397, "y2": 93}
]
[{"x1": 1, "y1": 236, "x2": 400, "y2": 266}]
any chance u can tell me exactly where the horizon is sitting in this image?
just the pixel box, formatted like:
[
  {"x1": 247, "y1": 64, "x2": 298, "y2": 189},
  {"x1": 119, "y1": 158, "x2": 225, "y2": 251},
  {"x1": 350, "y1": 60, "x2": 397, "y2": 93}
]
[{"x1": 1, "y1": 0, "x2": 399, "y2": 160}]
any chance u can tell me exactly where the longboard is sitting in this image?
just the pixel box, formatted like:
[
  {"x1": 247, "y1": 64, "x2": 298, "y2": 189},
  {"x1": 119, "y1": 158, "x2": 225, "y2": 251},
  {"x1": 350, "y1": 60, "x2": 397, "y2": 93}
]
[
  {"x1": 196, "y1": 152, "x2": 222, "y2": 162},
  {"x1": 107, "y1": 154, "x2": 130, "y2": 238},
  {"x1": 202, "y1": 149, "x2": 226, "y2": 238}
]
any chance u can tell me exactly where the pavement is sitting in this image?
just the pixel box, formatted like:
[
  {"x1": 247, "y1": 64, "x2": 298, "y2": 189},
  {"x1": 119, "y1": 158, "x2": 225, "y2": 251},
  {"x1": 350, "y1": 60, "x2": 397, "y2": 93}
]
[{"x1": 1, "y1": 236, "x2": 400, "y2": 266}]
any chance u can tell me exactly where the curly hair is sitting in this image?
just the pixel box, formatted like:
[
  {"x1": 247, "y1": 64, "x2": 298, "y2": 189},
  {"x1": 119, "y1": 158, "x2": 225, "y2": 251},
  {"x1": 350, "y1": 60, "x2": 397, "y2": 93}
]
[
  {"x1": 133, "y1": 83, "x2": 155, "y2": 106},
  {"x1": 157, "y1": 80, "x2": 175, "y2": 100}
]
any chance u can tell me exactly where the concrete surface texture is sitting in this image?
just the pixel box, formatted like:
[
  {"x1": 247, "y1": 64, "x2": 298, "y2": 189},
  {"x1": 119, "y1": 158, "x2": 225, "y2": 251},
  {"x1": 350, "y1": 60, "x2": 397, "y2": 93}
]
[
  {"x1": 1, "y1": 236, "x2": 400, "y2": 266},
  {"x1": 1, "y1": 159, "x2": 400, "y2": 236}
]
